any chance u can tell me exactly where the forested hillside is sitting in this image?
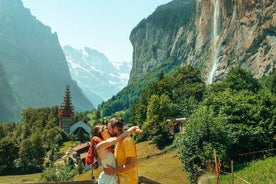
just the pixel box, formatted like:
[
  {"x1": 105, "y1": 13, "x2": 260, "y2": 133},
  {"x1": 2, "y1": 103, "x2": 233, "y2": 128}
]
[
  {"x1": 100, "y1": 0, "x2": 276, "y2": 117},
  {"x1": 0, "y1": 66, "x2": 275, "y2": 184},
  {"x1": 0, "y1": 0, "x2": 93, "y2": 122},
  {"x1": 127, "y1": 66, "x2": 275, "y2": 183},
  {"x1": 0, "y1": 0, "x2": 275, "y2": 183}
]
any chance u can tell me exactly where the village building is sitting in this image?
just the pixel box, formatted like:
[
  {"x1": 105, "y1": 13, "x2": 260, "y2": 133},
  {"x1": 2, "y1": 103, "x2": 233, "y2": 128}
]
[
  {"x1": 58, "y1": 85, "x2": 74, "y2": 133},
  {"x1": 70, "y1": 121, "x2": 92, "y2": 138},
  {"x1": 71, "y1": 142, "x2": 90, "y2": 163},
  {"x1": 166, "y1": 117, "x2": 188, "y2": 134},
  {"x1": 58, "y1": 85, "x2": 93, "y2": 169},
  {"x1": 58, "y1": 85, "x2": 92, "y2": 137}
]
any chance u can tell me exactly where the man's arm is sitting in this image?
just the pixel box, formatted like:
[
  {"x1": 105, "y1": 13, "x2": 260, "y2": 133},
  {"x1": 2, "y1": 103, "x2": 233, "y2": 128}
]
[
  {"x1": 104, "y1": 156, "x2": 136, "y2": 175},
  {"x1": 97, "y1": 126, "x2": 141, "y2": 151}
]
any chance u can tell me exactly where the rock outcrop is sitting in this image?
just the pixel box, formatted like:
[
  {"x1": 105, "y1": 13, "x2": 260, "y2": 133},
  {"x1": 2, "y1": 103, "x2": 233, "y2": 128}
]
[
  {"x1": 129, "y1": 0, "x2": 276, "y2": 84},
  {"x1": 0, "y1": 61, "x2": 19, "y2": 122}
]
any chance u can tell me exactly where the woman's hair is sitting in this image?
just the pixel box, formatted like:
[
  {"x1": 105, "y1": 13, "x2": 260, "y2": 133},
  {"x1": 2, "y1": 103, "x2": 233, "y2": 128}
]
[
  {"x1": 89, "y1": 124, "x2": 105, "y2": 165},
  {"x1": 93, "y1": 124, "x2": 104, "y2": 139}
]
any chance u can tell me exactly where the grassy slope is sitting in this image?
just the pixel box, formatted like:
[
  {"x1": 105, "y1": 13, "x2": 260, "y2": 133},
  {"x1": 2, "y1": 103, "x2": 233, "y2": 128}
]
[
  {"x1": 1, "y1": 141, "x2": 274, "y2": 184},
  {"x1": 75, "y1": 141, "x2": 190, "y2": 184},
  {"x1": 0, "y1": 173, "x2": 41, "y2": 183},
  {"x1": 200, "y1": 155, "x2": 276, "y2": 184}
]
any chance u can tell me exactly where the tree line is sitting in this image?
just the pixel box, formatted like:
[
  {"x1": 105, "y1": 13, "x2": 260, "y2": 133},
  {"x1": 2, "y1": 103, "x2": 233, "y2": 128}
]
[
  {"x1": 0, "y1": 65, "x2": 275, "y2": 184},
  {"x1": 0, "y1": 106, "x2": 88, "y2": 176},
  {"x1": 126, "y1": 65, "x2": 275, "y2": 183}
]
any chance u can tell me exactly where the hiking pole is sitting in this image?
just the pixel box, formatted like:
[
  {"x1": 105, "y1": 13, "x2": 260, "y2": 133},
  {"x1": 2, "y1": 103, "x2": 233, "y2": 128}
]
[{"x1": 91, "y1": 166, "x2": 95, "y2": 181}]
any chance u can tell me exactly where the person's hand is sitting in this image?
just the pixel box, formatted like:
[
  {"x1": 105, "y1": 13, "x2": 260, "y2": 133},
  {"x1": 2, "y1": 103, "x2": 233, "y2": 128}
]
[
  {"x1": 135, "y1": 127, "x2": 143, "y2": 135},
  {"x1": 127, "y1": 126, "x2": 138, "y2": 133},
  {"x1": 128, "y1": 126, "x2": 143, "y2": 135},
  {"x1": 103, "y1": 165, "x2": 116, "y2": 175}
]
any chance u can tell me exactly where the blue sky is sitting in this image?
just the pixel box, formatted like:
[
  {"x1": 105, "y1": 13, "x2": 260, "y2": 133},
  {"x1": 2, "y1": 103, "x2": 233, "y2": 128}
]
[{"x1": 22, "y1": 0, "x2": 172, "y2": 63}]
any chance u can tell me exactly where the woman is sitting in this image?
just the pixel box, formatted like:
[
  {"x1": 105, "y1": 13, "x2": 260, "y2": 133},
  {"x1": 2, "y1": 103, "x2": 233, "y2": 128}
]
[{"x1": 93, "y1": 124, "x2": 142, "y2": 184}]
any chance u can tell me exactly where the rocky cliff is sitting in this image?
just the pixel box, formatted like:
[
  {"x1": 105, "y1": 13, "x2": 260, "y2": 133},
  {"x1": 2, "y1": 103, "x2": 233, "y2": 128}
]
[
  {"x1": 129, "y1": 0, "x2": 276, "y2": 84},
  {"x1": 0, "y1": 0, "x2": 93, "y2": 122},
  {"x1": 0, "y1": 61, "x2": 19, "y2": 122}
]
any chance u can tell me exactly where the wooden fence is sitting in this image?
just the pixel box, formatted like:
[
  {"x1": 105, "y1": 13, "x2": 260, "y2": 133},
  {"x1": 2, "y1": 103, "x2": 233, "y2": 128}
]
[{"x1": 15, "y1": 180, "x2": 97, "y2": 184}]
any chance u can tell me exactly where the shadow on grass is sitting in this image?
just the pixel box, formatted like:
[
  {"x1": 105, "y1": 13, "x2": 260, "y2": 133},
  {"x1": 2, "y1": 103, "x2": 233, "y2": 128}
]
[{"x1": 139, "y1": 176, "x2": 161, "y2": 184}]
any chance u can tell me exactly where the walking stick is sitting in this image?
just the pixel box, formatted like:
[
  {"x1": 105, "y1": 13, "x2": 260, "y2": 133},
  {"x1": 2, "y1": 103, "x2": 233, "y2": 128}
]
[{"x1": 91, "y1": 166, "x2": 96, "y2": 183}]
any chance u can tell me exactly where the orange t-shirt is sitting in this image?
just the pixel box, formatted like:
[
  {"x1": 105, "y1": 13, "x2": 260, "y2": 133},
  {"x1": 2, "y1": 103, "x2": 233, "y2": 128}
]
[{"x1": 115, "y1": 136, "x2": 138, "y2": 184}]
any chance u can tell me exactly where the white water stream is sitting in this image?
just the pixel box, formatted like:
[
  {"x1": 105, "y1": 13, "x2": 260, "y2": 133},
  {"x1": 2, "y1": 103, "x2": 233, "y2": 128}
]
[{"x1": 208, "y1": 0, "x2": 220, "y2": 84}]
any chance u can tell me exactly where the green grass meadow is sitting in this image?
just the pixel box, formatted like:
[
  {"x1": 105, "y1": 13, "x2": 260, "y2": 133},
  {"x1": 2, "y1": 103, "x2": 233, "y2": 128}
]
[
  {"x1": 0, "y1": 141, "x2": 275, "y2": 184},
  {"x1": 75, "y1": 141, "x2": 190, "y2": 184},
  {"x1": 200, "y1": 155, "x2": 276, "y2": 184},
  {"x1": 0, "y1": 173, "x2": 41, "y2": 183}
]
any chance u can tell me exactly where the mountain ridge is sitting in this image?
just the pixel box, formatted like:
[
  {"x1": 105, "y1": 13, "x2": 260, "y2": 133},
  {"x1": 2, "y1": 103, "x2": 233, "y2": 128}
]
[
  {"x1": 63, "y1": 45, "x2": 131, "y2": 107},
  {"x1": 0, "y1": 0, "x2": 93, "y2": 122},
  {"x1": 101, "y1": 0, "x2": 276, "y2": 116}
]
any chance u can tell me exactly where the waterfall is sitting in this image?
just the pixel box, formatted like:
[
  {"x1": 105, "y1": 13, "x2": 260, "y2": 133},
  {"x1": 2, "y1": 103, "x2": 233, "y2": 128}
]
[{"x1": 208, "y1": 0, "x2": 220, "y2": 84}]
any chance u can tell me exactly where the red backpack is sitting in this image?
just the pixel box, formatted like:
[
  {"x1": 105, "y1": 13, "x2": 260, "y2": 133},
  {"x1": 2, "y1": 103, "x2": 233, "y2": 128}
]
[{"x1": 85, "y1": 136, "x2": 103, "y2": 167}]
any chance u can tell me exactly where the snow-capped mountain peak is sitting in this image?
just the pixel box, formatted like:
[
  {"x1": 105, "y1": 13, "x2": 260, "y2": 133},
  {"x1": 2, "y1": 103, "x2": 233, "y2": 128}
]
[{"x1": 63, "y1": 45, "x2": 132, "y2": 107}]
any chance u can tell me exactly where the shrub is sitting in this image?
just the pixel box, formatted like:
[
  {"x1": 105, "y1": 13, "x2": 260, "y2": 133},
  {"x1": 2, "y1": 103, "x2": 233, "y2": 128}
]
[{"x1": 40, "y1": 165, "x2": 77, "y2": 182}]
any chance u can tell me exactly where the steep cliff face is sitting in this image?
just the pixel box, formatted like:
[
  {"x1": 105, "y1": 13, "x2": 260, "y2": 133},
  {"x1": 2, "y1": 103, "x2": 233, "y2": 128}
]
[
  {"x1": 0, "y1": 0, "x2": 93, "y2": 122},
  {"x1": 129, "y1": 0, "x2": 276, "y2": 84},
  {"x1": 0, "y1": 61, "x2": 19, "y2": 122},
  {"x1": 197, "y1": 0, "x2": 276, "y2": 82},
  {"x1": 129, "y1": 0, "x2": 196, "y2": 82}
]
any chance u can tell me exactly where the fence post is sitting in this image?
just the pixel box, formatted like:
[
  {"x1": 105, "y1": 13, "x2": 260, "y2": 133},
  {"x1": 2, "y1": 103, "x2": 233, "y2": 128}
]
[
  {"x1": 231, "y1": 160, "x2": 234, "y2": 184},
  {"x1": 214, "y1": 149, "x2": 220, "y2": 184}
]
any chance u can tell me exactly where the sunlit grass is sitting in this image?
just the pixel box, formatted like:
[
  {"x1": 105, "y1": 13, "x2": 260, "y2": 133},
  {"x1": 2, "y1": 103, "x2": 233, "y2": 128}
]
[
  {"x1": 138, "y1": 150, "x2": 189, "y2": 184},
  {"x1": 201, "y1": 155, "x2": 276, "y2": 184},
  {"x1": 75, "y1": 141, "x2": 190, "y2": 184},
  {"x1": 0, "y1": 173, "x2": 41, "y2": 183},
  {"x1": 137, "y1": 140, "x2": 164, "y2": 158},
  {"x1": 1, "y1": 141, "x2": 274, "y2": 184}
]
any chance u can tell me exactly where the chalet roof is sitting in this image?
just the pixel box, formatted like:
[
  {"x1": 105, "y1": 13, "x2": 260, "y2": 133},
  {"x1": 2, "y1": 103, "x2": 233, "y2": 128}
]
[
  {"x1": 166, "y1": 117, "x2": 188, "y2": 122},
  {"x1": 72, "y1": 142, "x2": 90, "y2": 152},
  {"x1": 80, "y1": 152, "x2": 87, "y2": 160},
  {"x1": 70, "y1": 121, "x2": 92, "y2": 138}
]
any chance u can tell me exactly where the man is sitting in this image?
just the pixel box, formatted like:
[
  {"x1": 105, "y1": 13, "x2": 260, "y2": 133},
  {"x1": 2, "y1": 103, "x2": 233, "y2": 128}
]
[{"x1": 104, "y1": 117, "x2": 140, "y2": 184}]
